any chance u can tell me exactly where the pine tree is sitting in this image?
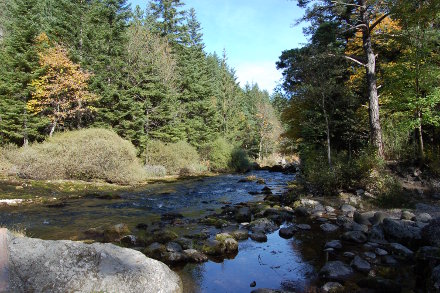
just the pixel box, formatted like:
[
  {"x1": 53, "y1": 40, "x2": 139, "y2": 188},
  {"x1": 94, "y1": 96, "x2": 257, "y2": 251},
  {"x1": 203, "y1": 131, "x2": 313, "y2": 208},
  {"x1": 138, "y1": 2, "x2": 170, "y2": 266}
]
[
  {"x1": 179, "y1": 8, "x2": 220, "y2": 147},
  {"x1": 0, "y1": 0, "x2": 47, "y2": 145}
]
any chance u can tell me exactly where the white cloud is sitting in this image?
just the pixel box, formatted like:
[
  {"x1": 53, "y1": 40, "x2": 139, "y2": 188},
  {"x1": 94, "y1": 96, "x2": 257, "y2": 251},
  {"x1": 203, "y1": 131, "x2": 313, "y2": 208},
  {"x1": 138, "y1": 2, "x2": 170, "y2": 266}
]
[{"x1": 234, "y1": 61, "x2": 281, "y2": 93}]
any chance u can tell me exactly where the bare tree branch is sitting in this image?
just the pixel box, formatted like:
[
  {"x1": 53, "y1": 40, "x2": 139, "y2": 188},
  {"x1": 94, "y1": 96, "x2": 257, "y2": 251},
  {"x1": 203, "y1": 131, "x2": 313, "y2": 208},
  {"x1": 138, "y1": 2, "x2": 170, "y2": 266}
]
[
  {"x1": 331, "y1": 1, "x2": 365, "y2": 8},
  {"x1": 344, "y1": 55, "x2": 366, "y2": 67},
  {"x1": 369, "y1": 13, "x2": 391, "y2": 31}
]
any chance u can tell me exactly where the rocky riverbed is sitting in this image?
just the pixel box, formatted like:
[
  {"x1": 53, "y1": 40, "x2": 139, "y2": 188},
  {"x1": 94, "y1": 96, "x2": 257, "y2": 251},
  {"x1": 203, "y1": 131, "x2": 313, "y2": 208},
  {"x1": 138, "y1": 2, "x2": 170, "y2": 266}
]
[{"x1": 1, "y1": 168, "x2": 440, "y2": 292}]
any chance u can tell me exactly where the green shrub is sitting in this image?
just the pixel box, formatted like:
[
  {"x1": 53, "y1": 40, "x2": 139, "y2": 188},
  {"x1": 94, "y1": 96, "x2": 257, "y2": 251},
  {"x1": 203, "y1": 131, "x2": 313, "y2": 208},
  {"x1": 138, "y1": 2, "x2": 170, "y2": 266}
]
[
  {"x1": 5, "y1": 128, "x2": 146, "y2": 184},
  {"x1": 145, "y1": 140, "x2": 202, "y2": 175},
  {"x1": 200, "y1": 137, "x2": 234, "y2": 171},
  {"x1": 229, "y1": 148, "x2": 251, "y2": 173},
  {"x1": 301, "y1": 146, "x2": 401, "y2": 197},
  {"x1": 144, "y1": 165, "x2": 167, "y2": 178}
]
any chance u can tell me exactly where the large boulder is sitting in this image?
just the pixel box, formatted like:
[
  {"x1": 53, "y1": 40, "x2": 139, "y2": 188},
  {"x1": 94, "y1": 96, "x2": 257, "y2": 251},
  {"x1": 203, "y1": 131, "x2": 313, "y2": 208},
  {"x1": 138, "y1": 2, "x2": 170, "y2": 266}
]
[
  {"x1": 421, "y1": 217, "x2": 440, "y2": 247},
  {"x1": 6, "y1": 231, "x2": 182, "y2": 293},
  {"x1": 249, "y1": 218, "x2": 279, "y2": 233},
  {"x1": 382, "y1": 218, "x2": 421, "y2": 245}
]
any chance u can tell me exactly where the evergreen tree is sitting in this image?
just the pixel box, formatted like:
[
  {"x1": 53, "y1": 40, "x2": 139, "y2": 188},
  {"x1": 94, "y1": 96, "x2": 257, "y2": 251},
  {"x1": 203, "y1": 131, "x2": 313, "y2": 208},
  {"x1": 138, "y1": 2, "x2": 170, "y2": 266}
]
[
  {"x1": 0, "y1": 0, "x2": 47, "y2": 145},
  {"x1": 179, "y1": 8, "x2": 220, "y2": 147}
]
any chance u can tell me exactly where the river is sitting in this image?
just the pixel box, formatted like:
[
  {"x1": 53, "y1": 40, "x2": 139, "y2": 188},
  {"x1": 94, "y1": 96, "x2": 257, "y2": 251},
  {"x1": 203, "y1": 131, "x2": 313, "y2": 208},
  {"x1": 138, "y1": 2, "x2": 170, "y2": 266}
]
[{"x1": 0, "y1": 171, "x2": 326, "y2": 292}]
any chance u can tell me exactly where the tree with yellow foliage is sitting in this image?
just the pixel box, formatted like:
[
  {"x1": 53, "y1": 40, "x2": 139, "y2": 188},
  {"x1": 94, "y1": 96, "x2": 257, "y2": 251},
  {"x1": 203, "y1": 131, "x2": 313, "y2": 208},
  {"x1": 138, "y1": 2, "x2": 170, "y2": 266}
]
[{"x1": 28, "y1": 33, "x2": 97, "y2": 137}]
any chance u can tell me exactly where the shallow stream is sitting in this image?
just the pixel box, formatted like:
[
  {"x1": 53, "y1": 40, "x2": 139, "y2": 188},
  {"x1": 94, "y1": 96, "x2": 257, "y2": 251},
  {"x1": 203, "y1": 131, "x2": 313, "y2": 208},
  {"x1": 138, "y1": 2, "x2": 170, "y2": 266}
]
[{"x1": 0, "y1": 171, "x2": 330, "y2": 292}]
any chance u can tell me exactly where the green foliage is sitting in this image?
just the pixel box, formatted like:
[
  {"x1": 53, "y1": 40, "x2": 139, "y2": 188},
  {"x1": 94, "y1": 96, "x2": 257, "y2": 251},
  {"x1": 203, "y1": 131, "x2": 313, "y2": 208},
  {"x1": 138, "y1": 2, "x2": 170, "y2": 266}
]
[
  {"x1": 3, "y1": 128, "x2": 146, "y2": 184},
  {"x1": 200, "y1": 137, "x2": 234, "y2": 171},
  {"x1": 229, "y1": 148, "x2": 251, "y2": 173},
  {"x1": 301, "y1": 146, "x2": 401, "y2": 197},
  {"x1": 145, "y1": 140, "x2": 204, "y2": 175}
]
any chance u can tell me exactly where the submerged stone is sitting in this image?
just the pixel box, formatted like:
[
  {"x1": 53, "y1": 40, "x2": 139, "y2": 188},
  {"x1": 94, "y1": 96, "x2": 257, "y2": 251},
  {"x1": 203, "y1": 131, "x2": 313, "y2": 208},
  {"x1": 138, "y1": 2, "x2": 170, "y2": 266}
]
[{"x1": 319, "y1": 261, "x2": 353, "y2": 281}]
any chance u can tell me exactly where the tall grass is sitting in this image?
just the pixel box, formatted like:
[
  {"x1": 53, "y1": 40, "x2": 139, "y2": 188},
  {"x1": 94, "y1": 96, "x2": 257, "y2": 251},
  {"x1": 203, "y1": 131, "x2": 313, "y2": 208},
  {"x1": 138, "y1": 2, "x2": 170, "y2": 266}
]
[{"x1": 2, "y1": 128, "x2": 146, "y2": 184}]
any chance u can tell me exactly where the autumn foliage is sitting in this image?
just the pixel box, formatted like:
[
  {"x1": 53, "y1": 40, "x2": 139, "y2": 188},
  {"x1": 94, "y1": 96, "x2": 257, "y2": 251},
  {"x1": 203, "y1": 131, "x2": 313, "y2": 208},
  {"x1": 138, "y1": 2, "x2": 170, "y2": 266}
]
[{"x1": 28, "y1": 33, "x2": 97, "y2": 136}]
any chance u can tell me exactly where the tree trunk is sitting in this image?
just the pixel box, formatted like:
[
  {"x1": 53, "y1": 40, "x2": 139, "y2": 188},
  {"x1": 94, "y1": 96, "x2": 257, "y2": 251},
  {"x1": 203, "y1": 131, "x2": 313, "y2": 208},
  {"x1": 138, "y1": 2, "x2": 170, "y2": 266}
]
[
  {"x1": 322, "y1": 94, "x2": 331, "y2": 167},
  {"x1": 49, "y1": 120, "x2": 57, "y2": 137},
  {"x1": 22, "y1": 107, "x2": 28, "y2": 147},
  {"x1": 417, "y1": 109, "x2": 424, "y2": 160},
  {"x1": 360, "y1": 0, "x2": 384, "y2": 159}
]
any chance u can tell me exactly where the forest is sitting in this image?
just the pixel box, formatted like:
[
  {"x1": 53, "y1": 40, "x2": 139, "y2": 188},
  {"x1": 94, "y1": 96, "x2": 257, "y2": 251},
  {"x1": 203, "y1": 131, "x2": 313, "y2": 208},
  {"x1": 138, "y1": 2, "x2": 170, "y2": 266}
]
[
  {"x1": 0, "y1": 0, "x2": 282, "y2": 182},
  {"x1": 276, "y1": 0, "x2": 440, "y2": 198}
]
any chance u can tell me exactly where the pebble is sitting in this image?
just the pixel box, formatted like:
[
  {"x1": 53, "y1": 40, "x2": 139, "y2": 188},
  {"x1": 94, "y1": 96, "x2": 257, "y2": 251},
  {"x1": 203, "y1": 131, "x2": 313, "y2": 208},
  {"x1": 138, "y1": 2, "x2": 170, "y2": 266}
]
[{"x1": 375, "y1": 248, "x2": 388, "y2": 256}]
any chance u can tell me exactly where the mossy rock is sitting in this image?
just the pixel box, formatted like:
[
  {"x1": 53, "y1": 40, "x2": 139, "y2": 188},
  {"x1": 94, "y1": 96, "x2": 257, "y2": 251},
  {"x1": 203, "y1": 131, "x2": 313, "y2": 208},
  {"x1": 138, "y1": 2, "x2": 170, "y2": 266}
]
[
  {"x1": 152, "y1": 230, "x2": 178, "y2": 244},
  {"x1": 215, "y1": 233, "x2": 233, "y2": 242},
  {"x1": 200, "y1": 217, "x2": 229, "y2": 228},
  {"x1": 201, "y1": 239, "x2": 226, "y2": 255}
]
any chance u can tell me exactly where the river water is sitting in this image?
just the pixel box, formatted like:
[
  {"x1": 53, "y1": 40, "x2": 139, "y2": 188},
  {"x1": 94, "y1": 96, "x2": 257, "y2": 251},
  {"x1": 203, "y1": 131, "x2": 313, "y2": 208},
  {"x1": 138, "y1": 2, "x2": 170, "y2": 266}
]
[{"x1": 0, "y1": 171, "x2": 323, "y2": 292}]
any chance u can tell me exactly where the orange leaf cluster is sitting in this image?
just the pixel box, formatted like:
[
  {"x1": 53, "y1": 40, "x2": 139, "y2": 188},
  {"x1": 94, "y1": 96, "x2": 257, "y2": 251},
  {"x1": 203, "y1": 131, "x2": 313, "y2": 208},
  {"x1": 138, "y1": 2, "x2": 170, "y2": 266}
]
[{"x1": 28, "y1": 33, "x2": 97, "y2": 127}]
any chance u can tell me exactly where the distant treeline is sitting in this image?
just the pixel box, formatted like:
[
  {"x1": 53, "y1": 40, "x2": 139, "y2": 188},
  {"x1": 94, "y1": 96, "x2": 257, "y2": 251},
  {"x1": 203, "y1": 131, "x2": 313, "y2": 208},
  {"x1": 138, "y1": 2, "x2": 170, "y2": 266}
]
[{"x1": 0, "y1": 0, "x2": 282, "y2": 162}]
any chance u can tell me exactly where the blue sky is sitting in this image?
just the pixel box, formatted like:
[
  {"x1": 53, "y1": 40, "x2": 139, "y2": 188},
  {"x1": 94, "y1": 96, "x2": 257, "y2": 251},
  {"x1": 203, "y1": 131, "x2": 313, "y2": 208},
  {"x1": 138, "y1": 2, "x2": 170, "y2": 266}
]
[{"x1": 129, "y1": 0, "x2": 307, "y2": 93}]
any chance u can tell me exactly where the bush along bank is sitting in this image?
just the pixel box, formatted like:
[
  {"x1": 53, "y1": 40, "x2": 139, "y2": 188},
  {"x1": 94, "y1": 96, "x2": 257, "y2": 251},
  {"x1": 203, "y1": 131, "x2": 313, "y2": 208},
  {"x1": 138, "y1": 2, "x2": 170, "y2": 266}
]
[{"x1": 0, "y1": 128, "x2": 258, "y2": 185}]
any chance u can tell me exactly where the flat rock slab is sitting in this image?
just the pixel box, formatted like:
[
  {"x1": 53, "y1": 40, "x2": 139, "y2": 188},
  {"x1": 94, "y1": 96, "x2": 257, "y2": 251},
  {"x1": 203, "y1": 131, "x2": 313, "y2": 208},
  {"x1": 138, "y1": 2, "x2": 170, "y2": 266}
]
[
  {"x1": 0, "y1": 228, "x2": 8, "y2": 292},
  {"x1": 6, "y1": 231, "x2": 182, "y2": 293}
]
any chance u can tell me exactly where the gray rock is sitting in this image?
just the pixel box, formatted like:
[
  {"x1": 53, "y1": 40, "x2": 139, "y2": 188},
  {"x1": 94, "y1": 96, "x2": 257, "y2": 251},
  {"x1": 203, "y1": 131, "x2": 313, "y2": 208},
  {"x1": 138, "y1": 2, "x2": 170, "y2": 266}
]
[
  {"x1": 320, "y1": 223, "x2": 339, "y2": 233},
  {"x1": 382, "y1": 218, "x2": 421, "y2": 244},
  {"x1": 145, "y1": 242, "x2": 166, "y2": 259},
  {"x1": 354, "y1": 211, "x2": 371, "y2": 226},
  {"x1": 224, "y1": 238, "x2": 238, "y2": 253},
  {"x1": 279, "y1": 225, "x2": 297, "y2": 239},
  {"x1": 341, "y1": 204, "x2": 356, "y2": 215},
  {"x1": 250, "y1": 232, "x2": 267, "y2": 242},
  {"x1": 319, "y1": 261, "x2": 353, "y2": 281},
  {"x1": 375, "y1": 248, "x2": 388, "y2": 256},
  {"x1": 296, "y1": 224, "x2": 311, "y2": 230},
  {"x1": 341, "y1": 231, "x2": 367, "y2": 243},
  {"x1": 229, "y1": 229, "x2": 249, "y2": 240},
  {"x1": 201, "y1": 239, "x2": 225, "y2": 255},
  {"x1": 363, "y1": 251, "x2": 376, "y2": 259},
  {"x1": 325, "y1": 240, "x2": 342, "y2": 250},
  {"x1": 417, "y1": 245, "x2": 440, "y2": 257},
  {"x1": 416, "y1": 213, "x2": 432, "y2": 223},
  {"x1": 183, "y1": 249, "x2": 208, "y2": 263},
  {"x1": 7, "y1": 232, "x2": 182, "y2": 293},
  {"x1": 322, "y1": 282, "x2": 343, "y2": 292},
  {"x1": 422, "y1": 217, "x2": 440, "y2": 247},
  {"x1": 350, "y1": 222, "x2": 369, "y2": 233},
  {"x1": 295, "y1": 207, "x2": 310, "y2": 217},
  {"x1": 325, "y1": 206, "x2": 336, "y2": 213},
  {"x1": 389, "y1": 242, "x2": 414, "y2": 258},
  {"x1": 432, "y1": 265, "x2": 440, "y2": 290},
  {"x1": 120, "y1": 234, "x2": 137, "y2": 246},
  {"x1": 249, "y1": 218, "x2": 279, "y2": 233},
  {"x1": 351, "y1": 255, "x2": 371, "y2": 273},
  {"x1": 236, "y1": 207, "x2": 252, "y2": 223},
  {"x1": 370, "y1": 212, "x2": 388, "y2": 225},
  {"x1": 401, "y1": 210, "x2": 415, "y2": 220},
  {"x1": 165, "y1": 252, "x2": 188, "y2": 263},
  {"x1": 166, "y1": 242, "x2": 183, "y2": 253},
  {"x1": 343, "y1": 252, "x2": 356, "y2": 258},
  {"x1": 383, "y1": 255, "x2": 399, "y2": 266},
  {"x1": 368, "y1": 225, "x2": 387, "y2": 244}
]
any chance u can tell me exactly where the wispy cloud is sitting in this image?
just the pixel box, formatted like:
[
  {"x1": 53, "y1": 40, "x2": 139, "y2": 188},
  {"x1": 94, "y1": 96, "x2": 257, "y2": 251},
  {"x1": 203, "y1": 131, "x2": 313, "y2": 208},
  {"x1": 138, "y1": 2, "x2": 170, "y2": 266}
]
[{"x1": 235, "y1": 61, "x2": 282, "y2": 93}]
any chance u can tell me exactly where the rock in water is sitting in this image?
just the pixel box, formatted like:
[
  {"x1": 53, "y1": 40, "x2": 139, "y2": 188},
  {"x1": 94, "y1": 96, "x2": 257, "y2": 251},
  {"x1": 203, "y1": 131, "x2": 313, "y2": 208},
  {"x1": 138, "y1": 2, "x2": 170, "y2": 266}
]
[
  {"x1": 6, "y1": 231, "x2": 182, "y2": 293},
  {"x1": 319, "y1": 261, "x2": 353, "y2": 281},
  {"x1": 350, "y1": 256, "x2": 371, "y2": 273},
  {"x1": 279, "y1": 225, "x2": 297, "y2": 239},
  {"x1": 320, "y1": 223, "x2": 339, "y2": 233},
  {"x1": 382, "y1": 218, "x2": 421, "y2": 245},
  {"x1": 422, "y1": 217, "x2": 440, "y2": 247}
]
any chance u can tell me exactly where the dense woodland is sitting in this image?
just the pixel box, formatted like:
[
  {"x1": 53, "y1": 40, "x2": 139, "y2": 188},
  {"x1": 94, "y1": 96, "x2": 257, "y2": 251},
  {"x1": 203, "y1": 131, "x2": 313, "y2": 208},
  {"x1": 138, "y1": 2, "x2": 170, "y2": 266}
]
[
  {"x1": 1, "y1": 0, "x2": 440, "y2": 193},
  {"x1": 276, "y1": 0, "x2": 440, "y2": 196},
  {"x1": 0, "y1": 0, "x2": 282, "y2": 177}
]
